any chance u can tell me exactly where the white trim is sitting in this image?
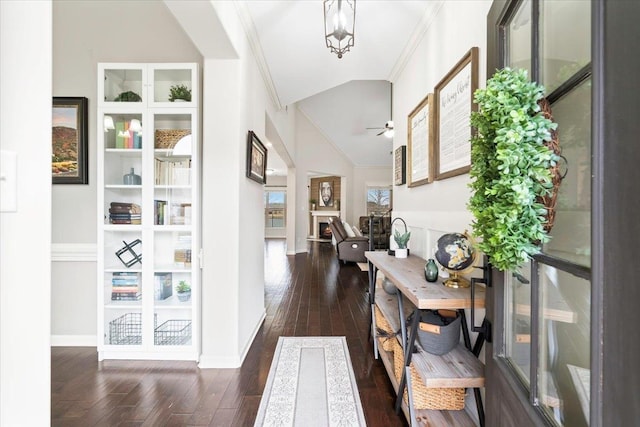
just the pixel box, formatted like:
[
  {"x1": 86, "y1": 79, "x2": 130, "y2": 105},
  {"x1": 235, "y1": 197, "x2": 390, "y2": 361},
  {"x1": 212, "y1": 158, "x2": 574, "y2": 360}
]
[
  {"x1": 51, "y1": 243, "x2": 97, "y2": 262},
  {"x1": 198, "y1": 311, "x2": 265, "y2": 368},
  {"x1": 388, "y1": 1, "x2": 445, "y2": 82},
  {"x1": 234, "y1": 2, "x2": 283, "y2": 110},
  {"x1": 51, "y1": 335, "x2": 97, "y2": 347}
]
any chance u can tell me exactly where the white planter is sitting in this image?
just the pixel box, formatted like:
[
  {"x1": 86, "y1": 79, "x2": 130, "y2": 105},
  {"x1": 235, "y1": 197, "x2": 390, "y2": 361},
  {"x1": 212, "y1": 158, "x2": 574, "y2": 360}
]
[{"x1": 395, "y1": 248, "x2": 408, "y2": 259}]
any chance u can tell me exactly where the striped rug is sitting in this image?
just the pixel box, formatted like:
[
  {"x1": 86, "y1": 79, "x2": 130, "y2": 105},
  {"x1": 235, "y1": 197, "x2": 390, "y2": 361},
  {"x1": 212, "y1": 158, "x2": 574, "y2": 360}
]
[{"x1": 254, "y1": 336, "x2": 366, "y2": 427}]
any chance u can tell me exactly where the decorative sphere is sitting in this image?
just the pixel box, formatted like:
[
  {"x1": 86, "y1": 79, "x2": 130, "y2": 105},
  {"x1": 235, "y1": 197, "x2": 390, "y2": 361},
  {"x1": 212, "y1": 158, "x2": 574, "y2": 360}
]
[{"x1": 435, "y1": 233, "x2": 476, "y2": 272}]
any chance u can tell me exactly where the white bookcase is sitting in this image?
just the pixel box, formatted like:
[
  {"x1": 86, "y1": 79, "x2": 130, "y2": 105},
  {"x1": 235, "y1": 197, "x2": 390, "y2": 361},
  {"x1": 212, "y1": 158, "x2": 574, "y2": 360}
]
[{"x1": 97, "y1": 63, "x2": 200, "y2": 361}]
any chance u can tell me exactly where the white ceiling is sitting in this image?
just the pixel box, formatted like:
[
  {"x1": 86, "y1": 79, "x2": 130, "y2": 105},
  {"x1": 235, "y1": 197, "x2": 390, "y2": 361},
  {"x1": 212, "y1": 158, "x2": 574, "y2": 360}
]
[{"x1": 240, "y1": 0, "x2": 441, "y2": 174}]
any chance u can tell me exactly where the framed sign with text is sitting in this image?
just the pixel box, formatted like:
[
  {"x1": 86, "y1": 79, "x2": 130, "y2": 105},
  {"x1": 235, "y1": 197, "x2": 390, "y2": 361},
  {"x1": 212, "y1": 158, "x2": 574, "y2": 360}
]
[
  {"x1": 394, "y1": 145, "x2": 406, "y2": 185},
  {"x1": 407, "y1": 93, "x2": 434, "y2": 187},
  {"x1": 434, "y1": 47, "x2": 479, "y2": 180}
]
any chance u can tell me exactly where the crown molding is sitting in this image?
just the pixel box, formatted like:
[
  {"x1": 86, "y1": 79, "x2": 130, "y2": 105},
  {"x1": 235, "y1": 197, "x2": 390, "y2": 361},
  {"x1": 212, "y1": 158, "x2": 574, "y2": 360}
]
[
  {"x1": 389, "y1": 1, "x2": 445, "y2": 83},
  {"x1": 234, "y1": 1, "x2": 283, "y2": 110}
]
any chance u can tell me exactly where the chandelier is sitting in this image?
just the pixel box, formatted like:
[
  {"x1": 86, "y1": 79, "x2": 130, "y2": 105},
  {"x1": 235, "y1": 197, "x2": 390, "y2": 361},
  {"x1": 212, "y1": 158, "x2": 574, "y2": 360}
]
[{"x1": 324, "y1": 0, "x2": 356, "y2": 59}]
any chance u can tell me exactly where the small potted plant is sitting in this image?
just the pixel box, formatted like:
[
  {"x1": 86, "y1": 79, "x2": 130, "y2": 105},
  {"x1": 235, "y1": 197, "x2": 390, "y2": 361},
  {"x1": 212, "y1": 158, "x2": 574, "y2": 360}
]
[
  {"x1": 393, "y1": 230, "x2": 411, "y2": 258},
  {"x1": 309, "y1": 198, "x2": 317, "y2": 210},
  {"x1": 169, "y1": 84, "x2": 192, "y2": 102},
  {"x1": 113, "y1": 90, "x2": 142, "y2": 102},
  {"x1": 176, "y1": 280, "x2": 191, "y2": 302}
]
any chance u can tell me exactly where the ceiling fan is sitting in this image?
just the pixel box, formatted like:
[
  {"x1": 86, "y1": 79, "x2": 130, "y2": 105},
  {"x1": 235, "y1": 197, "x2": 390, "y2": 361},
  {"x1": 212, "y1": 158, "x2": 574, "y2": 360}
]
[
  {"x1": 366, "y1": 120, "x2": 395, "y2": 137},
  {"x1": 366, "y1": 82, "x2": 394, "y2": 138}
]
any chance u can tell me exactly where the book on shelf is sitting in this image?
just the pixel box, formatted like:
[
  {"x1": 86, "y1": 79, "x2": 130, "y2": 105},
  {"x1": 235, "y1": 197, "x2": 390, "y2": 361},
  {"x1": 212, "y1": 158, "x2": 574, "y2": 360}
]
[
  {"x1": 115, "y1": 122, "x2": 125, "y2": 149},
  {"x1": 155, "y1": 158, "x2": 192, "y2": 185},
  {"x1": 154, "y1": 200, "x2": 168, "y2": 225},
  {"x1": 109, "y1": 202, "x2": 141, "y2": 213},
  {"x1": 111, "y1": 292, "x2": 142, "y2": 301},
  {"x1": 154, "y1": 272, "x2": 173, "y2": 300}
]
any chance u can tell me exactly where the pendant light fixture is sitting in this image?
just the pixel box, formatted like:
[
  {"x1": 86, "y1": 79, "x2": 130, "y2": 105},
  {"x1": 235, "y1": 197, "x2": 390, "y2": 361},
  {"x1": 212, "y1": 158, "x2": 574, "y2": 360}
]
[{"x1": 324, "y1": 0, "x2": 356, "y2": 59}]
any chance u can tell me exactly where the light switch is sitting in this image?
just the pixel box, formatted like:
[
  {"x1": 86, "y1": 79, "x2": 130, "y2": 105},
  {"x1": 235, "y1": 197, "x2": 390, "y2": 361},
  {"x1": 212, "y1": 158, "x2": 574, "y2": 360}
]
[{"x1": 0, "y1": 150, "x2": 17, "y2": 212}]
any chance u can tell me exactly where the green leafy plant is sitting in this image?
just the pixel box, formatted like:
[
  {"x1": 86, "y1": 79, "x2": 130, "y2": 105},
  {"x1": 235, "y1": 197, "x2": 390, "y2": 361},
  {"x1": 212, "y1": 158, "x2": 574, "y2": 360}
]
[
  {"x1": 113, "y1": 91, "x2": 142, "y2": 102},
  {"x1": 393, "y1": 230, "x2": 411, "y2": 249},
  {"x1": 468, "y1": 67, "x2": 558, "y2": 271},
  {"x1": 176, "y1": 280, "x2": 191, "y2": 293},
  {"x1": 169, "y1": 84, "x2": 192, "y2": 102}
]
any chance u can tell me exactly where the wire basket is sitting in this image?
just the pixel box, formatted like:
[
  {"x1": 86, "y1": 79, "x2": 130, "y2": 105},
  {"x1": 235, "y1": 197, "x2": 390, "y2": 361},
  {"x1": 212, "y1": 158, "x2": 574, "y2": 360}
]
[
  {"x1": 154, "y1": 319, "x2": 192, "y2": 345},
  {"x1": 154, "y1": 129, "x2": 191, "y2": 149},
  {"x1": 109, "y1": 313, "x2": 143, "y2": 345}
]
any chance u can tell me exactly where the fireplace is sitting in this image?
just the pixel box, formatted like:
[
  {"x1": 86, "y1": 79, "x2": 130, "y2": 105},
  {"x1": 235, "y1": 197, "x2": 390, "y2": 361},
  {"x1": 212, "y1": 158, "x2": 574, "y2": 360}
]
[{"x1": 319, "y1": 222, "x2": 333, "y2": 240}]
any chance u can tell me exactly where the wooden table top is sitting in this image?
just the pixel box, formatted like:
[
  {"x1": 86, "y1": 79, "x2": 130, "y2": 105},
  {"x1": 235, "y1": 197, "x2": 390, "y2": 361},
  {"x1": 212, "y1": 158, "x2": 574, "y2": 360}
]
[{"x1": 366, "y1": 251, "x2": 485, "y2": 310}]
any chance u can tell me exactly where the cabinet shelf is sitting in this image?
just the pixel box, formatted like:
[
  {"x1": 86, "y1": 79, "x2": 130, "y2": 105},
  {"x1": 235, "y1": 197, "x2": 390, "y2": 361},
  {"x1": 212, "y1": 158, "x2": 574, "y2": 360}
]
[
  {"x1": 105, "y1": 185, "x2": 142, "y2": 190},
  {"x1": 105, "y1": 148, "x2": 142, "y2": 156}
]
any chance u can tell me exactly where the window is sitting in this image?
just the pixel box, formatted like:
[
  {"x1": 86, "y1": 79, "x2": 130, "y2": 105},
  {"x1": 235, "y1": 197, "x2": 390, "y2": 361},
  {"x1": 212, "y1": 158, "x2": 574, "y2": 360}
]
[
  {"x1": 264, "y1": 189, "x2": 286, "y2": 228},
  {"x1": 501, "y1": 1, "x2": 591, "y2": 426},
  {"x1": 366, "y1": 186, "x2": 391, "y2": 215}
]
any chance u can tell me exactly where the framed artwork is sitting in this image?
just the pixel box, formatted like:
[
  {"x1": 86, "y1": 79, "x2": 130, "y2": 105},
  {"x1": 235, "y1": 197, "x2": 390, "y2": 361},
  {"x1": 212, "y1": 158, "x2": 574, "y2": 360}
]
[
  {"x1": 246, "y1": 130, "x2": 268, "y2": 184},
  {"x1": 434, "y1": 47, "x2": 479, "y2": 180},
  {"x1": 52, "y1": 97, "x2": 89, "y2": 184},
  {"x1": 394, "y1": 145, "x2": 406, "y2": 185},
  {"x1": 319, "y1": 181, "x2": 334, "y2": 207},
  {"x1": 407, "y1": 93, "x2": 434, "y2": 187}
]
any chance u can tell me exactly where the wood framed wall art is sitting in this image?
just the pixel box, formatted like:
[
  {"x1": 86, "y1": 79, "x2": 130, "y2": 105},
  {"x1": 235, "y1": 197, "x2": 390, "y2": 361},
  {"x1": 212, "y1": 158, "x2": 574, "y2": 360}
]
[
  {"x1": 407, "y1": 93, "x2": 434, "y2": 187},
  {"x1": 246, "y1": 130, "x2": 268, "y2": 184},
  {"x1": 394, "y1": 145, "x2": 406, "y2": 185},
  {"x1": 434, "y1": 47, "x2": 479, "y2": 180},
  {"x1": 52, "y1": 96, "x2": 89, "y2": 184}
]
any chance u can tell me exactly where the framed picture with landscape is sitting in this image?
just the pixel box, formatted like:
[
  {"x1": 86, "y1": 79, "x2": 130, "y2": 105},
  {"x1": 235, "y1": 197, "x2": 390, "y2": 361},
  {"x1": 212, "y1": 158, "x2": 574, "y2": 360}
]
[
  {"x1": 246, "y1": 130, "x2": 268, "y2": 184},
  {"x1": 52, "y1": 97, "x2": 88, "y2": 184}
]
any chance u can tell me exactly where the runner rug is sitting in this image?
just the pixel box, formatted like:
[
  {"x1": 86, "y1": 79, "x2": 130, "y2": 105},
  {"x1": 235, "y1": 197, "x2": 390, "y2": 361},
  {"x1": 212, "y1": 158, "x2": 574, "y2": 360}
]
[{"x1": 254, "y1": 336, "x2": 367, "y2": 427}]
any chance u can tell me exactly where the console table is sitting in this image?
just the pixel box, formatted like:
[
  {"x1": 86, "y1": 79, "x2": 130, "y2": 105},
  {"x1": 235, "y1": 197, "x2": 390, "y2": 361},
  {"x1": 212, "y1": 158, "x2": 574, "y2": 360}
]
[{"x1": 366, "y1": 251, "x2": 487, "y2": 426}]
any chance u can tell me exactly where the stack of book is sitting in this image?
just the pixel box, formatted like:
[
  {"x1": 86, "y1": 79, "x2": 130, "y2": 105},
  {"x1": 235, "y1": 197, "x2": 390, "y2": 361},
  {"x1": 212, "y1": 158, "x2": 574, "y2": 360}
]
[
  {"x1": 111, "y1": 272, "x2": 141, "y2": 301},
  {"x1": 155, "y1": 158, "x2": 191, "y2": 185},
  {"x1": 109, "y1": 202, "x2": 142, "y2": 224}
]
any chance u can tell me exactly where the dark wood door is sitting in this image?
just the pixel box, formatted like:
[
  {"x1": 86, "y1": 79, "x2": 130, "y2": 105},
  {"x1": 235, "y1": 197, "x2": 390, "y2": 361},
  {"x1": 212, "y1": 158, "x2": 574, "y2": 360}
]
[{"x1": 484, "y1": 1, "x2": 640, "y2": 426}]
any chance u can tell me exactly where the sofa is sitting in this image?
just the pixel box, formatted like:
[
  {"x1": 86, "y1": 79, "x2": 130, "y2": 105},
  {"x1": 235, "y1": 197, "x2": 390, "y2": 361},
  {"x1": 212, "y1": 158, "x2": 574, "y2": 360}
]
[{"x1": 328, "y1": 216, "x2": 370, "y2": 264}]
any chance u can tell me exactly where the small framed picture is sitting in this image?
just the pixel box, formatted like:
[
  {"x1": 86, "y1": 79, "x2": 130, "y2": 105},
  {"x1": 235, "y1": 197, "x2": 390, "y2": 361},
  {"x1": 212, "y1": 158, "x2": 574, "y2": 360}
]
[
  {"x1": 246, "y1": 130, "x2": 268, "y2": 184},
  {"x1": 52, "y1": 97, "x2": 89, "y2": 184},
  {"x1": 394, "y1": 145, "x2": 406, "y2": 185}
]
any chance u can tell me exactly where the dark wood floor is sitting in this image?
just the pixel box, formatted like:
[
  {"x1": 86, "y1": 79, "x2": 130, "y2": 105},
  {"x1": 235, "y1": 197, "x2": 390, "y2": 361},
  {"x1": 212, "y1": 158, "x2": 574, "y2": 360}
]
[{"x1": 52, "y1": 240, "x2": 407, "y2": 426}]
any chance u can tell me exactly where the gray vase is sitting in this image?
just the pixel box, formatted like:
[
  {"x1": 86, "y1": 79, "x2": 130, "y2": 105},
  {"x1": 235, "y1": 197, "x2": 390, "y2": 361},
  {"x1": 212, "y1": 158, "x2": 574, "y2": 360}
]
[{"x1": 123, "y1": 168, "x2": 141, "y2": 185}]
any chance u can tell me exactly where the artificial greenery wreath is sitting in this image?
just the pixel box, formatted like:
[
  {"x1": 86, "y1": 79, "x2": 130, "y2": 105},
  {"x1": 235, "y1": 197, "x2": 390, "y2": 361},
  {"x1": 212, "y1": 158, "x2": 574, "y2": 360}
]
[{"x1": 468, "y1": 68, "x2": 558, "y2": 271}]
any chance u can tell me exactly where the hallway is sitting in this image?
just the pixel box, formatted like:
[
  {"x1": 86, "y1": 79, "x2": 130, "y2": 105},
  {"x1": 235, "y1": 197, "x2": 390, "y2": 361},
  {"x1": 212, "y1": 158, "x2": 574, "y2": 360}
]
[{"x1": 52, "y1": 240, "x2": 405, "y2": 426}]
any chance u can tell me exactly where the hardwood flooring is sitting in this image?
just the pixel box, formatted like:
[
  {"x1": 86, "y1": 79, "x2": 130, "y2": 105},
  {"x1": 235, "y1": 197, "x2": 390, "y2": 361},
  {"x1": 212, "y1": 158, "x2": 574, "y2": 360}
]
[{"x1": 52, "y1": 240, "x2": 407, "y2": 426}]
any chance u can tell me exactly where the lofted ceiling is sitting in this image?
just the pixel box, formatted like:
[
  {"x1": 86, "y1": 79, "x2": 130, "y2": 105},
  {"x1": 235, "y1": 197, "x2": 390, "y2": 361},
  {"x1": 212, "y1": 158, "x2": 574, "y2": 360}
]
[{"x1": 239, "y1": 0, "x2": 442, "y2": 174}]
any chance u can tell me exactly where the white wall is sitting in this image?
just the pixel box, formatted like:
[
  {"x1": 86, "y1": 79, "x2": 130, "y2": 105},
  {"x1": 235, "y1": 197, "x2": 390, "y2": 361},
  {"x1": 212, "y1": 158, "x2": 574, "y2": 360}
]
[
  {"x1": 171, "y1": 0, "x2": 297, "y2": 367},
  {"x1": 0, "y1": 1, "x2": 52, "y2": 424},
  {"x1": 51, "y1": 0, "x2": 203, "y2": 342},
  {"x1": 293, "y1": 109, "x2": 355, "y2": 253},
  {"x1": 392, "y1": 0, "x2": 492, "y2": 259}
]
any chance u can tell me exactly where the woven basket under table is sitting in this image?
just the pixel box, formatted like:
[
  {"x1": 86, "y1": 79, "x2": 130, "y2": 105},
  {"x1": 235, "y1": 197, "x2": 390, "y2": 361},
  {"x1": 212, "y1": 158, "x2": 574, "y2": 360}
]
[
  {"x1": 392, "y1": 339, "x2": 466, "y2": 410},
  {"x1": 375, "y1": 305, "x2": 397, "y2": 352}
]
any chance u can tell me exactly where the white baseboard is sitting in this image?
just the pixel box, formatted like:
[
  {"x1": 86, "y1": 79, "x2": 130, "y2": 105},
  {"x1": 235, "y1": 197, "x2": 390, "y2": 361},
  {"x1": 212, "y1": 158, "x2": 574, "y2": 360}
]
[
  {"x1": 51, "y1": 334, "x2": 97, "y2": 347},
  {"x1": 198, "y1": 310, "x2": 266, "y2": 369}
]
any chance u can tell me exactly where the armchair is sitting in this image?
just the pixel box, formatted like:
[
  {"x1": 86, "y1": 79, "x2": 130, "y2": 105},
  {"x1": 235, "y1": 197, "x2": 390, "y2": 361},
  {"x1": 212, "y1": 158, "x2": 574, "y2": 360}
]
[
  {"x1": 328, "y1": 216, "x2": 369, "y2": 264},
  {"x1": 359, "y1": 214, "x2": 391, "y2": 250}
]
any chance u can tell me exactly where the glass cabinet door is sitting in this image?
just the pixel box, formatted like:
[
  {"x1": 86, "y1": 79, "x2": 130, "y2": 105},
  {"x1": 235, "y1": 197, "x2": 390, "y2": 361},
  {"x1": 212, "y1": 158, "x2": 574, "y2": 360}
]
[
  {"x1": 99, "y1": 64, "x2": 145, "y2": 105},
  {"x1": 149, "y1": 64, "x2": 197, "y2": 107}
]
